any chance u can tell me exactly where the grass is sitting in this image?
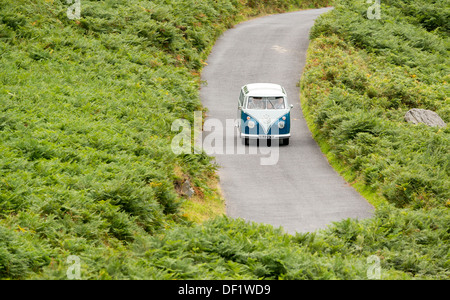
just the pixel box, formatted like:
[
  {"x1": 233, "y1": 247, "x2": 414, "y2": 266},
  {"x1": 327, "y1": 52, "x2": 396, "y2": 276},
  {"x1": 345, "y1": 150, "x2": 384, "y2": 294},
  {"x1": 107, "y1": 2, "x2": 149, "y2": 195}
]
[
  {"x1": 1, "y1": 0, "x2": 448, "y2": 280},
  {"x1": 0, "y1": 0, "x2": 333, "y2": 279},
  {"x1": 302, "y1": 101, "x2": 388, "y2": 209},
  {"x1": 298, "y1": 0, "x2": 449, "y2": 279},
  {"x1": 178, "y1": 169, "x2": 226, "y2": 224},
  {"x1": 301, "y1": 3, "x2": 449, "y2": 209}
]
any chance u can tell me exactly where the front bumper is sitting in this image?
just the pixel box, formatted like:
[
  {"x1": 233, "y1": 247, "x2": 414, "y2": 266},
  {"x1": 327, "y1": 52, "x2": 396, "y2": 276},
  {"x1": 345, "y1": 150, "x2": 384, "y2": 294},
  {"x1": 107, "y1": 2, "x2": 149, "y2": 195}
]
[{"x1": 240, "y1": 133, "x2": 290, "y2": 140}]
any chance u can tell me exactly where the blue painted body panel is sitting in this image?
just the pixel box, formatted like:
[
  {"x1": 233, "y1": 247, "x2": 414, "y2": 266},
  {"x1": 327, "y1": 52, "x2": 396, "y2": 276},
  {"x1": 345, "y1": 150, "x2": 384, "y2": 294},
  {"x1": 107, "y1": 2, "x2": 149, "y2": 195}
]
[{"x1": 240, "y1": 111, "x2": 291, "y2": 136}]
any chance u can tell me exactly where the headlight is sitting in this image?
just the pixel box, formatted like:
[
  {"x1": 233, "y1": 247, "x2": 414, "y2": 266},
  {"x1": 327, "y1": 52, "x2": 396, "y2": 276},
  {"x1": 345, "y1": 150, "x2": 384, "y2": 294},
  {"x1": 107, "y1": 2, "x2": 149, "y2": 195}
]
[
  {"x1": 278, "y1": 121, "x2": 285, "y2": 129},
  {"x1": 248, "y1": 120, "x2": 255, "y2": 128}
]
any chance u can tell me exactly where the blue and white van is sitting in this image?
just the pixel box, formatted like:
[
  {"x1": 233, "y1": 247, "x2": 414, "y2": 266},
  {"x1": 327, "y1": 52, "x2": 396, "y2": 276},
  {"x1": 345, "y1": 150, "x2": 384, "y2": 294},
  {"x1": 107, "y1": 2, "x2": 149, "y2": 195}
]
[{"x1": 237, "y1": 83, "x2": 292, "y2": 145}]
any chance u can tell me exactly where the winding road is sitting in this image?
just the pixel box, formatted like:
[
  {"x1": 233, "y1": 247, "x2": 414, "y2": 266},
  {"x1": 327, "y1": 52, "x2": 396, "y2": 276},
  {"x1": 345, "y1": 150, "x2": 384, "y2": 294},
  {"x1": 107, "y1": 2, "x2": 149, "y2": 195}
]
[{"x1": 200, "y1": 8, "x2": 374, "y2": 234}]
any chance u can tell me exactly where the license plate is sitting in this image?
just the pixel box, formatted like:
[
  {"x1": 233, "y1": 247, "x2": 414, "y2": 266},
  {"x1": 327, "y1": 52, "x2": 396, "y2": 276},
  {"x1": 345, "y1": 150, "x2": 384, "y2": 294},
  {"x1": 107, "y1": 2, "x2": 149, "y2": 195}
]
[{"x1": 259, "y1": 135, "x2": 272, "y2": 139}]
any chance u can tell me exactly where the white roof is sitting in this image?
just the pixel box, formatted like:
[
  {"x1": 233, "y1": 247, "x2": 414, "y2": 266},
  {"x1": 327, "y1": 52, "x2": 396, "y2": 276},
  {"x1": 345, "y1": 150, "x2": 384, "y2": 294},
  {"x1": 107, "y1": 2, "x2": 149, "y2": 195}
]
[{"x1": 243, "y1": 83, "x2": 286, "y2": 97}]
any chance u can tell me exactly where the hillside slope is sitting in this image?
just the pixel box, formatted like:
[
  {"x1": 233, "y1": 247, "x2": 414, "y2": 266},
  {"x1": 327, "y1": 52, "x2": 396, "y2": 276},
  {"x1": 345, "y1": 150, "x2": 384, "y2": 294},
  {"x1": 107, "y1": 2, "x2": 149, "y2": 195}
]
[
  {"x1": 0, "y1": 0, "x2": 331, "y2": 279},
  {"x1": 299, "y1": 0, "x2": 449, "y2": 278},
  {"x1": 1, "y1": 0, "x2": 447, "y2": 280}
]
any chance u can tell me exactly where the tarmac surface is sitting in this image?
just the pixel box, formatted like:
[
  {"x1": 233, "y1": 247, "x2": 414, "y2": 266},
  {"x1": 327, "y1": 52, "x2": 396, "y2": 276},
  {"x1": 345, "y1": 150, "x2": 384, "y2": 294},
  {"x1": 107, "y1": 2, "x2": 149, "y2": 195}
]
[{"x1": 200, "y1": 7, "x2": 374, "y2": 234}]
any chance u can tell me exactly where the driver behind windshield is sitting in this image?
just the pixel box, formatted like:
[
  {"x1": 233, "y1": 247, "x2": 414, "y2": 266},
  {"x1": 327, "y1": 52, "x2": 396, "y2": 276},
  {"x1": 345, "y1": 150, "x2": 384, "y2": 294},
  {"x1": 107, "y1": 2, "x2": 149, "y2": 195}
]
[{"x1": 273, "y1": 97, "x2": 285, "y2": 109}]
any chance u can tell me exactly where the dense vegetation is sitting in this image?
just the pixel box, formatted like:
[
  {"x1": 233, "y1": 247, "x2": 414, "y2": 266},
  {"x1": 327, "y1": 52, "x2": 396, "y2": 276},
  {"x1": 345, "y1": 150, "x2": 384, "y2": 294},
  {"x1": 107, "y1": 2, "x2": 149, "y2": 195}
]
[
  {"x1": 299, "y1": 0, "x2": 449, "y2": 278},
  {"x1": 0, "y1": 0, "x2": 335, "y2": 279},
  {"x1": 303, "y1": 0, "x2": 449, "y2": 210},
  {"x1": 1, "y1": 0, "x2": 447, "y2": 280}
]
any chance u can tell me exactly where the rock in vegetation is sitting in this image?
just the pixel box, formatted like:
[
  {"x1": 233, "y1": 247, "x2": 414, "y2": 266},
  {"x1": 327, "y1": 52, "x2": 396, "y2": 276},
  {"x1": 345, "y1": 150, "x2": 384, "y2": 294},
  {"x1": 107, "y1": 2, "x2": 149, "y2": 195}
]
[
  {"x1": 404, "y1": 109, "x2": 446, "y2": 127},
  {"x1": 181, "y1": 179, "x2": 195, "y2": 198}
]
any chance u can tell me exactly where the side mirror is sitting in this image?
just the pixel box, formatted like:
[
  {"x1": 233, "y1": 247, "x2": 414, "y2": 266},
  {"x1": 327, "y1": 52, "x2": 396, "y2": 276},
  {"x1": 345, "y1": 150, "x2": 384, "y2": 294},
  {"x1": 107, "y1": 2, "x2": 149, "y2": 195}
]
[
  {"x1": 290, "y1": 104, "x2": 294, "y2": 109},
  {"x1": 238, "y1": 105, "x2": 242, "y2": 110}
]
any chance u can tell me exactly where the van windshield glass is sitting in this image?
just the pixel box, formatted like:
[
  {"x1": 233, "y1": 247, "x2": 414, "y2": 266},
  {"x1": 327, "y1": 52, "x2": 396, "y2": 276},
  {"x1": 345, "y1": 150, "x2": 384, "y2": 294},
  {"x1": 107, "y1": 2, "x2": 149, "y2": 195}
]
[{"x1": 246, "y1": 97, "x2": 285, "y2": 109}]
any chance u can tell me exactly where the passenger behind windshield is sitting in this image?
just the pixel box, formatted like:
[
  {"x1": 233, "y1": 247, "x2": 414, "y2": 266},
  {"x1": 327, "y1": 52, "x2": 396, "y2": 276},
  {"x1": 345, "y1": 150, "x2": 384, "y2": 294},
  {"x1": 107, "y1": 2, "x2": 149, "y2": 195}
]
[
  {"x1": 247, "y1": 97, "x2": 285, "y2": 109},
  {"x1": 247, "y1": 97, "x2": 263, "y2": 109}
]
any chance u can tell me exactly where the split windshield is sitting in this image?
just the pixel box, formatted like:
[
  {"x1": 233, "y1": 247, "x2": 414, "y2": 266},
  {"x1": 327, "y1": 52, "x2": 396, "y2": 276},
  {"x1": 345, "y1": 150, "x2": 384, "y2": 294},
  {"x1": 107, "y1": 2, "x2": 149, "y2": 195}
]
[{"x1": 246, "y1": 97, "x2": 285, "y2": 109}]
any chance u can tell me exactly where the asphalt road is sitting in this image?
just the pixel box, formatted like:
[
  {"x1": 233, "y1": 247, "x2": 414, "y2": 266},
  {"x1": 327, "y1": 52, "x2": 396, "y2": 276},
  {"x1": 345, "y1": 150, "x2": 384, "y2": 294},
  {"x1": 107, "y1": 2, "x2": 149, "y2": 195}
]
[{"x1": 200, "y1": 8, "x2": 374, "y2": 234}]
